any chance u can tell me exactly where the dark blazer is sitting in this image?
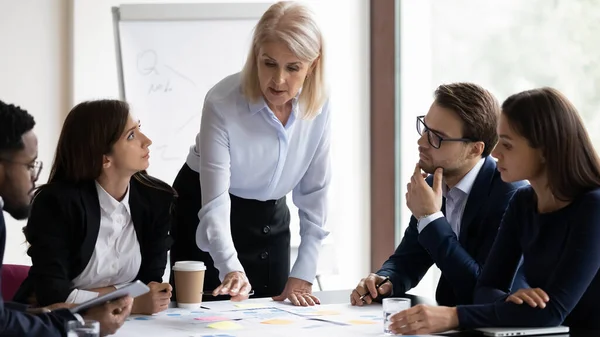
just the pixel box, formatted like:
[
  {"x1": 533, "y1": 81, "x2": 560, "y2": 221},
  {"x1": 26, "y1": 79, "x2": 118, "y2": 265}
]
[
  {"x1": 0, "y1": 212, "x2": 75, "y2": 337},
  {"x1": 14, "y1": 177, "x2": 175, "y2": 306},
  {"x1": 377, "y1": 156, "x2": 528, "y2": 306}
]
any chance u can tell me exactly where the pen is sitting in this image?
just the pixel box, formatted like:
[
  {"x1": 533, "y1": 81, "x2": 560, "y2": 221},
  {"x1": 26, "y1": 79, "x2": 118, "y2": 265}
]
[
  {"x1": 359, "y1": 276, "x2": 390, "y2": 302},
  {"x1": 203, "y1": 290, "x2": 255, "y2": 296}
]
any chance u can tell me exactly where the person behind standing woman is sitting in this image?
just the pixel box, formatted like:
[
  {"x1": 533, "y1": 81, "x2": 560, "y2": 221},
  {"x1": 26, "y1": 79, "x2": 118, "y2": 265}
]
[
  {"x1": 170, "y1": 1, "x2": 330, "y2": 306},
  {"x1": 388, "y1": 88, "x2": 600, "y2": 334},
  {"x1": 0, "y1": 100, "x2": 132, "y2": 337},
  {"x1": 13, "y1": 100, "x2": 176, "y2": 315}
]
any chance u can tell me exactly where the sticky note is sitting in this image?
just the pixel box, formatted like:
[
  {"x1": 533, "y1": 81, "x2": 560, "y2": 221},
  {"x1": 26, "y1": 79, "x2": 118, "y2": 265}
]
[
  {"x1": 207, "y1": 321, "x2": 243, "y2": 330},
  {"x1": 305, "y1": 310, "x2": 340, "y2": 316},
  {"x1": 260, "y1": 319, "x2": 295, "y2": 325},
  {"x1": 234, "y1": 303, "x2": 266, "y2": 309},
  {"x1": 348, "y1": 319, "x2": 377, "y2": 325},
  {"x1": 194, "y1": 316, "x2": 231, "y2": 322}
]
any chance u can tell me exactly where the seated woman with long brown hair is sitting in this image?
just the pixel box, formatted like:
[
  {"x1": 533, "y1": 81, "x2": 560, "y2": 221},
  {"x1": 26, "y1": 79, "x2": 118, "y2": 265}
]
[{"x1": 13, "y1": 100, "x2": 176, "y2": 315}]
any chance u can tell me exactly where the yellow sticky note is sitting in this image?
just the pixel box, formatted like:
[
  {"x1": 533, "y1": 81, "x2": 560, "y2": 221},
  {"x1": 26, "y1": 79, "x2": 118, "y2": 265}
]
[
  {"x1": 348, "y1": 320, "x2": 377, "y2": 325},
  {"x1": 234, "y1": 303, "x2": 266, "y2": 309},
  {"x1": 207, "y1": 321, "x2": 243, "y2": 330},
  {"x1": 306, "y1": 310, "x2": 340, "y2": 316},
  {"x1": 261, "y1": 319, "x2": 295, "y2": 325}
]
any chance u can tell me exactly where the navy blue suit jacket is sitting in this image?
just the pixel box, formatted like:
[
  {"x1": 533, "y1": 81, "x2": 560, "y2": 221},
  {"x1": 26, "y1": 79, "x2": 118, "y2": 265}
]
[
  {"x1": 0, "y1": 211, "x2": 74, "y2": 337},
  {"x1": 377, "y1": 156, "x2": 528, "y2": 306}
]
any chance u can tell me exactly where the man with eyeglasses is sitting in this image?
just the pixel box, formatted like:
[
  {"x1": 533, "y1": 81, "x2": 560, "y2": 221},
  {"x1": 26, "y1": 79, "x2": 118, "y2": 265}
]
[
  {"x1": 0, "y1": 100, "x2": 133, "y2": 336},
  {"x1": 351, "y1": 83, "x2": 528, "y2": 307}
]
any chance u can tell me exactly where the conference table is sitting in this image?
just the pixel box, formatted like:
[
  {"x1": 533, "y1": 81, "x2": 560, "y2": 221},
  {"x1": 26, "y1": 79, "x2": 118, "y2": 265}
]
[{"x1": 113, "y1": 290, "x2": 597, "y2": 337}]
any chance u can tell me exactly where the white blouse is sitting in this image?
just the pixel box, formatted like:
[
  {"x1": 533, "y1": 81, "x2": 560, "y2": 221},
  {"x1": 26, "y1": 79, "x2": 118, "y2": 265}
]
[
  {"x1": 186, "y1": 72, "x2": 331, "y2": 282},
  {"x1": 65, "y1": 182, "x2": 141, "y2": 304}
]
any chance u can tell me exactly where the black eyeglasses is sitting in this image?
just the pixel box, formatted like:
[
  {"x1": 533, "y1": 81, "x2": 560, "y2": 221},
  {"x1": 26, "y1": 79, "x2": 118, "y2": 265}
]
[
  {"x1": 0, "y1": 158, "x2": 43, "y2": 181},
  {"x1": 416, "y1": 115, "x2": 475, "y2": 149}
]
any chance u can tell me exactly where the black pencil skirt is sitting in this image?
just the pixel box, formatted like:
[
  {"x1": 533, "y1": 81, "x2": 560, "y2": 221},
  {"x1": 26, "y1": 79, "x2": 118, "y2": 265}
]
[{"x1": 170, "y1": 163, "x2": 291, "y2": 301}]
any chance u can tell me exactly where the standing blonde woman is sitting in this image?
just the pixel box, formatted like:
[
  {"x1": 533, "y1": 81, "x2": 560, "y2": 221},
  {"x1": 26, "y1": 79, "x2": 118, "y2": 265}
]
[{"x1": 170, "y1": 1, "x2": 330, "y2": 306}]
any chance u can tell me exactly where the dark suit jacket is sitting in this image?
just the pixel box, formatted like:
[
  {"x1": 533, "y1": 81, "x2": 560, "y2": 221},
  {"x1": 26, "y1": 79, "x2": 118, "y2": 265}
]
[
  {"x1": 377, "y1": 156, "x2": 528, "y2": 306},
  {"x1": 0, "y1": 211, "x2": 74, "y2": 337},
  {"x1": 14, "y1": 177, "x2": 175, "y2": 306}
]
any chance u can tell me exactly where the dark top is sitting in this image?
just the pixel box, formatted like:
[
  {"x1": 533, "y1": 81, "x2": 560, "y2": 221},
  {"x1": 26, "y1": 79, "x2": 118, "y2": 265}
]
[
  {"x1": 377, "y1": 157, "x2": 528, "y2": 305},
  {"x1": 14, "y1": 176, "x2": 175, "y2": 306},
  {"x1": 458, "y1": 186, "x2": 600, "y2": 329},
  {"x1": 0, "y1": 211, "x2": 75, "y2": 337}
]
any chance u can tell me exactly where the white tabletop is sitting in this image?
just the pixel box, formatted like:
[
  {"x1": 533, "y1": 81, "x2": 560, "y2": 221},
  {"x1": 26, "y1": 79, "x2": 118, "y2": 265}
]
[{"x1": 113, "y1": 290, "x2": 434, "y2": 337}]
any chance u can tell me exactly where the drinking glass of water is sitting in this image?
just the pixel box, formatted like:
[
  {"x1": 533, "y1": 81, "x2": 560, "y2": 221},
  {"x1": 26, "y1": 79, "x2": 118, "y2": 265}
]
[
  {"x1": 67, "y1": 320, "x2": 100, "y2": 337},
  {"x1": 382, "y1": 297, "x2": 411, "y2": 335}
]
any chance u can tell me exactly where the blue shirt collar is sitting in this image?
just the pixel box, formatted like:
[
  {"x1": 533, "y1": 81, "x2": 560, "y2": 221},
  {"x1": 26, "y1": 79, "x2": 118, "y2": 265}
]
[{"x1": 247, "y1": 90, "x2": 302, "y2": 117}]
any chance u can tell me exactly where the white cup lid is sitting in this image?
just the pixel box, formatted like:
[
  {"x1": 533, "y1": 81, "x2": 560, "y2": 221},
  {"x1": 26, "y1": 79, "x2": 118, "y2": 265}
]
[{"x1": 173, "y1": 261, "x2": 206, "y2": 271}]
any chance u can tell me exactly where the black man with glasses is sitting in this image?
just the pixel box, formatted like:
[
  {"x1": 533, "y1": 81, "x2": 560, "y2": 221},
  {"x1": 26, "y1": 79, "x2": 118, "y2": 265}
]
[
  {"x1": 0, "y1": 100, "x2": 132, "y2": 337},
  {"x1": 351, "y1": 83, "x2": 528, "y2": 307}
]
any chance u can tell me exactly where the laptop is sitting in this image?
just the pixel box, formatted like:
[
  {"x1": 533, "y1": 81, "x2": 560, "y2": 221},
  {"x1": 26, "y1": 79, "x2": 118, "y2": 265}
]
[{"x1": 475, "y1": 326, "x2": 569, "y2": 336}]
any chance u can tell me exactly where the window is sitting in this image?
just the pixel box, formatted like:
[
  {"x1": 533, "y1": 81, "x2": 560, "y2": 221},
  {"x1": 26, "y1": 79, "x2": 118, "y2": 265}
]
[{"x1": 398, "y1": 0, "x2": 600, "y2": 298}]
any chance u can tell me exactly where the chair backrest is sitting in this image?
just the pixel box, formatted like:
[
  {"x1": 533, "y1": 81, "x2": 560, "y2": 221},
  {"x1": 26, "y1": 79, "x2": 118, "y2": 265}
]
[{"x1": 1, "y1": 264, "x2": 30, "y2": 301}]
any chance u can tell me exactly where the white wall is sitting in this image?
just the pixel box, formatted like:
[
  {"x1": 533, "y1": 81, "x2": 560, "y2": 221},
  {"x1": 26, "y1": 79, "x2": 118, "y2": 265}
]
[
  {"x1": 0, "y1": 0, "x2": 370, "y2": 290},
  {"x1": 0, "y1": 0, "x2": 70, "y2": 265}
]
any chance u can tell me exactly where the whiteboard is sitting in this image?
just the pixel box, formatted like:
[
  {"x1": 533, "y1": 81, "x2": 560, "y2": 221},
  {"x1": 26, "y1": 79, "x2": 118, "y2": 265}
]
[{"x1": 113, "y1": 3, "x2": 270, "y2": 184}]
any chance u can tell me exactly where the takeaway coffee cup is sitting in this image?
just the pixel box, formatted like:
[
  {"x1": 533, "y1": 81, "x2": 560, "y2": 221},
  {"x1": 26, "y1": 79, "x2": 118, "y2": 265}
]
[{"x1": 172, "y1": 261, "x2": 206, "y2": 309}]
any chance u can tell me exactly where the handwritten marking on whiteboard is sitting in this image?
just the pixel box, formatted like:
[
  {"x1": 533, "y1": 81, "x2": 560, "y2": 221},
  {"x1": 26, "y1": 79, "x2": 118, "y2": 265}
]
[
  {"x1": 137, "y1": 50, "x2": 159, "y2": 75},
  {"x1": 148, "y1": 80, "x2": 173, "y2": 94},
  {"x1": 164, "y1": 64, "x2": 197, "y2": 86},
  {"x1": 136, "y1": 49, "x2": 197, "y2": 95}
]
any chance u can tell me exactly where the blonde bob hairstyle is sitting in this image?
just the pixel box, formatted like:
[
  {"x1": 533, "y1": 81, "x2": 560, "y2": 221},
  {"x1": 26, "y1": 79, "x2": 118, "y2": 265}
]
[{"x1": 241, "y1": 1, "x2": 327, "y2": 120}]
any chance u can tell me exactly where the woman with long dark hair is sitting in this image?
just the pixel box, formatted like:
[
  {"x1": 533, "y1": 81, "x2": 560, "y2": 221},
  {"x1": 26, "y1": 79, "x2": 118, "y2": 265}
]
[{"x1": 14, "y1": 100, "x2": 176, "y2": 315}]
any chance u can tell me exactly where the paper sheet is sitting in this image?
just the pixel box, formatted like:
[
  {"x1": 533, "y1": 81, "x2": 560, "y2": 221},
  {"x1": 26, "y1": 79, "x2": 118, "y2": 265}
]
[{"x1": 115, "y1": 299, "x2": 440, "y2": 337}]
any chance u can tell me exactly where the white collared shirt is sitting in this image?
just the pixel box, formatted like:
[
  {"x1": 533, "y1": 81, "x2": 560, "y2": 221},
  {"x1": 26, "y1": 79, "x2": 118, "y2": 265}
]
[
  {"x1": 417, "y1": 157, "x2": 486, "y2": 236},
  {"x1": 65, "y1": 182, "x2": 141, "y2": 304},
  {"x1": 185, "y1": 72, "x2": 331, "y2": 282}
]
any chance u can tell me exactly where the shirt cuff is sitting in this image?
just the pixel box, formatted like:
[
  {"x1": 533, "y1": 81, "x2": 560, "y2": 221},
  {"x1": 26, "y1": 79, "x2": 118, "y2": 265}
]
[
  {"x1": 66, "y1": 289, "x2": 100, "y2": 304},
  {"x1": 417, "y1": 211, "x2": 444, "y2": 233},
  {"x1": 214, "y1": 257, "x2": 245, "y2": 282},
  {"x1": 290, "y1": 235, "x2": 322, "y2": 283},
  {"x1": 73, "y1": 313, "x2": 86, "y2": 324}
]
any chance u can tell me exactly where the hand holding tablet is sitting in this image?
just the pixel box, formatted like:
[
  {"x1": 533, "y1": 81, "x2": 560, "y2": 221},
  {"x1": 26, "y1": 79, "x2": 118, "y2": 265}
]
[{"x1": 70, "y1": 280, "x2": 150, "y2": 314}]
